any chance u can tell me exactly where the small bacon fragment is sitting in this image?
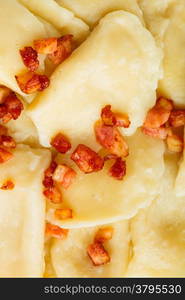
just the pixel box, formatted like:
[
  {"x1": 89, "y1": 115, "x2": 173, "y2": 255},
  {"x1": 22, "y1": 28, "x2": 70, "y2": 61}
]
[
  {"x1": 43, "y1": 161, "x2": 57, "y2": 188},
  {"x1": 87, "y1": 242, "x2": 110, "y2": 266},
  {"x1": 20, "y1": 47, "x2": 39, "y2": 72},
  {"x1": 0, "y1": 105, "x2": 7, "y2": 119},
  {"x1": 55, "y1": 208, "x2": 73, "y2": 220},
  {"x1": 95, "y1": 227, "x2": 114, "y2": 243},
  {"x1": 43, "y1": 186, "x2": 62, "y2": 204},
  {"x1": 45, "y1": 223, "x2": 68, "y2": 239},
  {"x1": 0, "y1": 180, "x2": 14, "y2": 190},
  {"x1": 142, "y1": 126, "x2": 168, "y2": 140},
  {"x1": 144, "y1": 97, "x2": 173, "y2": 128},
  {"x1": 34, "y1": 37, "x2": 58, "y2": 54},
  {"x1": 4, "y1": 93, "x2": 23, "y2": 120},
  {"x1": 109, "y1": 158, "x2": 126, "y2": 180},
  {"x1": 169, "y1": 110, "x2": 185, "y2": 128},
  {"x1": 2, "y1": 113, "x2": 12, "y2": 124},
  {"x1": 0, "y1": 147, "x2": 13, "y2": 163},
  {"x1": 0, "y1": 125, "x2": 8, "y2": 136},
  {"x1": 48, "y1": 35, "x2": 73, "y2": 65},
  {"x1": 166, "y1": 131, "x2": 183, "y2": 153},
  {"x1": 101, "y1": 105, "x2": 130, "y2": 128},
  {"x1": 15, "y1": 72, "x2": 50, "y2": 94},
  {"x1": 0, "y1": 86, "x2": 10, "y2": 104},
  {"x1": 0, "y1": 135, "x2": 16, "y2": 149},
  {"x1": 71, "y1": 144, "x2": 104, "y2": 174},
  {"x1": 51, "y1": 133, "x2": 71, "y2": 154},
  {"x1": 53, "y1": 164, "x2": 76, "y2": 189},
  {"x1": 95, "y1": 121, "x2": 129, "y2": 157}
]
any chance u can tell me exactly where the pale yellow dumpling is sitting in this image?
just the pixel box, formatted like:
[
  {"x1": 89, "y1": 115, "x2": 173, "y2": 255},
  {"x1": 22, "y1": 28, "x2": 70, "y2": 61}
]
[
  {"x1": 126, "y1": 154, "x2": 185, "y2": 277},
  {"x1": 47, "y1": 221, "x2": 130, "y2": 278},
  {"x1": 28, "y1": 11, "x2": 162, "y2": 149},
  {"x1": 56, "y1": 0, "x2": 143, "y2": 27},
  {"x1": 0, "y1": 145, "x2": 51, "y2": 277},
  {"x1": 46, "y1": 130, "x2": 165, "y2": 228}
]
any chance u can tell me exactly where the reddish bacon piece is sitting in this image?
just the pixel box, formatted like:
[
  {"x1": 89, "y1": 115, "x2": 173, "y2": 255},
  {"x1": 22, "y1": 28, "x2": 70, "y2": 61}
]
[
  {"x1": 34, "y1": 37, "x2": 58, "y2": 54},
  {"x1": 53, "y1": 164, "x2": 76, "y2": 189},
  {"x1": 4, "y1": 93, "x2": 23, "y2": 120},
  {"x1": 43, "y1": 186, "x2": 62, "y2": 204},
  {"x1": 87, "y1": 242, "x2": 110, "y2": 266},
  {"x1": 142, "y1": 126, "x2": 168, "y2": 140},
  {"x1": 51, "y1": 133, "x2": 71, "y2": 154},
  {"x1": 0, "y1": 86, "x2": 10, "y2": 104},
  {"x1": 0, "y1": 147, "x2": 13, "y2": 163},
  {"x1": 71, "y1": 144, "x2": 104, "y2": 174},
  {"x1": 0, "y1": 180, "x2": 14, "y2": 190},
  {"x1": 55, "y1": 208, "x2": 73, "y2": 220},
  {"x1": 144, "y1": 97, "x2": 173, "y2": 128},
  {"x1": 95, "y1": 227, "x2": 113, "y2": 243},
  {"x1": 20, "y1": 47, "x2": 39, "y2": 72},
  {"x1": 15, "y1": 72, "x2": 50, "y2": 94},
  {"x1": 166, "y1": 130, "x2": 183, "y2": 153},
  {"x1": 169, "y1": 110, "x2": 185, "y2": 128},
  {"x1": 43, "y1": 161, "x2": 57, "y2": 188},
  {"x1": 95, "y1": 121, "x2": 129, "y2": 157},
  {"x1": 48, "y1": 35, "x2": 73, "y2": 65},
  {"x1": 109, "y1": 158, "x2": 126, "y2": 180},
  {"x1": 0, "y1": 125, "x2": 8, "y2": 136},
  {"x1": 101, "y1": 105, "x2": 130, "y2": 128},
  {"x1": 0, "y1": 135, "x2": 16, "y2": 149},
  {"x1": 45, "y1": 223, "x2": 68, "y2": 239}
]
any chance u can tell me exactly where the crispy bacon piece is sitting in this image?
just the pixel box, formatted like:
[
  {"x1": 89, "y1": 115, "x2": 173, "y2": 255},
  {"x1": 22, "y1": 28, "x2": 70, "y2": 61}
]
[
  {"x1": 71, "y1": 144, "x2": 104, "y2": 174},
  {"x1": 166, "y1": 131, "x2": 183, "y2": 153},
  {"x1": 95, "y1": 121, "x2": 129, "y2": 157},
  {"x1": 87, "y1": 242, "x2": 110, "y2": 266},
  {"x1": 53, "y1": 164, "x2": 76, "y2": 189},
  {"x1": 20, "y1": 47, "x2": 39, "y2": 72},
  {"x1": 55, "y1": 208, "x2": 73, "y2": 220},
  {"x1": 4, "y1": 93, "x2": 23, "y2": 120},
  {"x1": 169, "y1": 110, "x2": 185, "y2": 128},
  {"x1": 109, "y1": 158, "x2": 126, "y2": 180},
  {"x1": 43, "y1": 161, "x2": 57, "y2": 188},
  {"x1": 48, "y1": 35, "x2": 73, "y2": 65},
  {"x1": 34, "y1": 37, "x2": 58, "y2": 54},
  {"x1": 0, "y1": 105, "x2": 7, "y2": 119},
  {"x1": 51, "y1": 133, "x2": 71, "y2": 154},
  {"x1": 0, "y1": 147, "x2": 13, "y2": 163},
  {"x1": 0, "y1": 86, "x2": 10, "y2": 104},
  {"x1": 0, "y1": 180, "x2": 14, "y2": 190},
  {"x1": 45, "y1": 223, "x2": 68, "y2": 239},
  {"x1": 144, "y1": 97, "x2": 173, "y2": 129},
  {"x1": 15, "y1": 72, "x2": 50, "y2": 94},
  {"x1": 0, "y1": 135, "x2": 16, "y2": 149},
  {"x1": 95, "y1": 227, "x2": 113, "y2": 243},
  {"x1": 0, "y1": 125, "x2": 8, "y2": 136},
  {"x1": 142, "y1": 126, "x2": 168, "y2": 140},
  {"x1": 101, "y1": 105, "x2": 130, "y2": 128},
  {"x1": 43, "y1": 186, "x2": 62, "y2": 204}
]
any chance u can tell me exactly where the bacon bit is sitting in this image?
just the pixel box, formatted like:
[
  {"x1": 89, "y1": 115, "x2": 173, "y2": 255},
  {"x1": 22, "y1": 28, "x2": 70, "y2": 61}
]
[
  {"x1": 0, "y1": 180, "x2": 14, "y2": 190},
  {"x1": 0, "y1": 105, "x2": 7, "y2": 119},
  {"x1": 20, "y1": 47, "x2": 39, "y2": 72},
  {"x1": 0, "y1": 86, "x2": 10, "y2": 104},
  {"x1": 48, "y1": 35, "x2": 73, "y2": 65},
  {"x1": 166, "y1": 131, "x2": 183, "y2": 153},
  {"x1": 144, "y1": 97, "x2": 173, "y2": 129},
  {"x1": 2, "y1": 113, "x2": 12, "y2": 124},
  {"x1": 53, "y1": 164, "x2": 76, "y2": 189},
  {"x1": 34, "y1": 37, "x2": 58, "y2": 54},
  {"x1": 4, "y1": 93, "x2": 23, "y2": 120},
  {"x1": 169, "y1": 110, "x2": 185, "y2": 128},
  {"x1": 43, "y1": 186, "x2": 62, "y2": 204},
  {"x1": 45, "y1": 223, "x2": 68, "y2": 239},
  {"x1": 55, "y1": 208, "x2": 73, "y2": 220},
  {"x1": 95, "y1": 227, "x2": 114, "y2": 243},
  {"x1": 0, "y1": 147, "x2": 13, "y2": 163},
  {"x1": 101, "y1": 105, "x2": 130, "y2": 128},
  {"x1": 51, "y1": 133, "x2": 71, "y2": 154},
  {"x1": 0, "y1": 125, "x2": 8, "y2": 136},
  {"x1": 71, "y1": 144, "x2": 104, "y2": 174},
  {"x1": 109, "y1": 158, "x2": 126, "y2": 180},
  {"x1": 95, "y1": 121, "x2": 129, "y2": 157},
  {"x1": 0, "y1": 135, "x2": 16, "y2": 149},
  {"x1": 141, "y1": 126, "x2": 168, "y2": 140},
  {"x1": 43, "y1": 161, "x2": 57, "y2": 188},
  {"x1": 15, "y1": 72, "x2": 50, "y2": 94},
  {"x1": 87, "y1": 242, "x2": 110, "y2": 266}
]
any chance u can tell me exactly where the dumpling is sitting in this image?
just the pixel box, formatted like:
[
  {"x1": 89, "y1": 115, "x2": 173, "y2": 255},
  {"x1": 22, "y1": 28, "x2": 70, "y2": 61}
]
[
  {"x1": 19, "y1": 0, "x2": 89, "y2": 43},
  {"x1": 56, "y1": 0, "x2": 143, "y2": 27},
  {"x1": 0, "y1": 145, "x2": 51, "y2": 277},
  {"x1": 46, "y1": 130, "x2": 165, "y2": 228},
  {"x1": 126, "y1": 154, "x2": 185, "y2": 277},
  {"x1": 0, "y1": 0, "x2": 47, "y2": 96},
  {"x1": 46, "y1": 221, "x2": 130, "y2": 277},
  {"x1": 138, "y1": 0, "x2": 185, "y2": 106},
  {"x1": 28, "y1": 11, "x2": 162, "y2": 148}
]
